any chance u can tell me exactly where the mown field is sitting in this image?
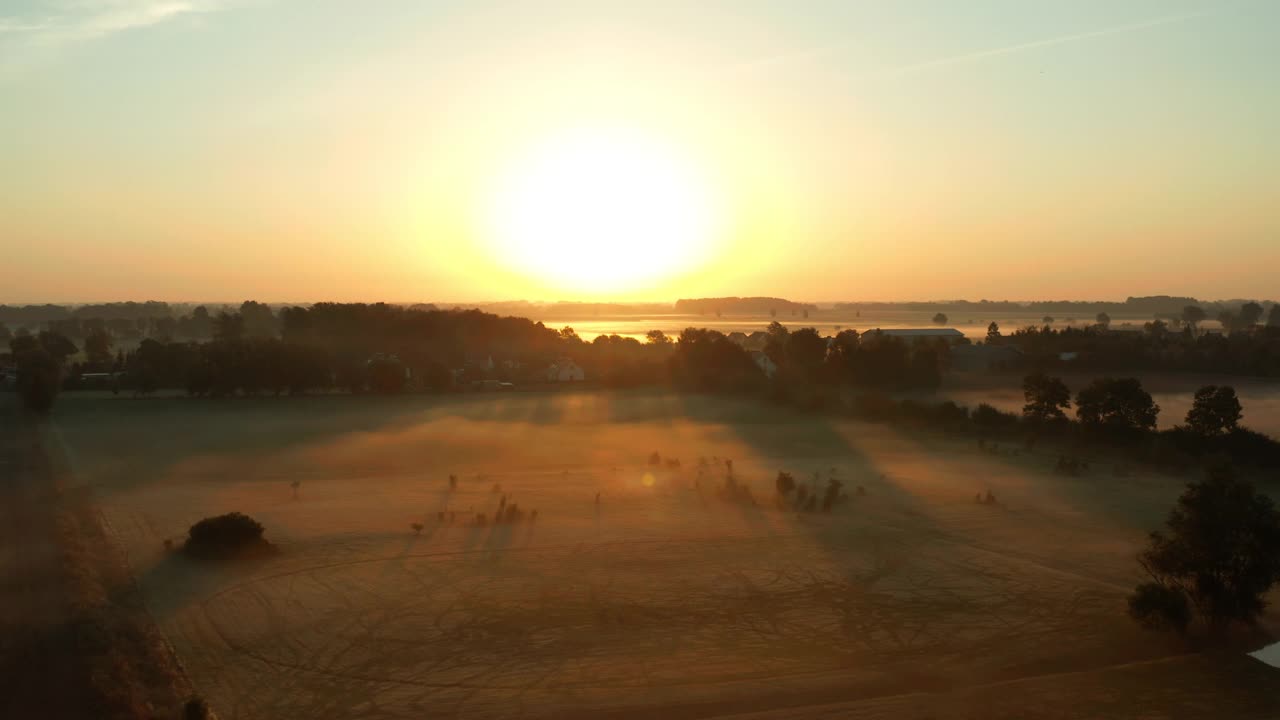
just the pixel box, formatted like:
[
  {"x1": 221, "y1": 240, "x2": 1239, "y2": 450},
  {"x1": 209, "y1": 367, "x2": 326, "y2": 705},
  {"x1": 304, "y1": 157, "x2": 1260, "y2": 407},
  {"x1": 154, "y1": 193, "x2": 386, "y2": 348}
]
[{"x1": 49, "y1": 390, "x2": 1280, "y2": 719}]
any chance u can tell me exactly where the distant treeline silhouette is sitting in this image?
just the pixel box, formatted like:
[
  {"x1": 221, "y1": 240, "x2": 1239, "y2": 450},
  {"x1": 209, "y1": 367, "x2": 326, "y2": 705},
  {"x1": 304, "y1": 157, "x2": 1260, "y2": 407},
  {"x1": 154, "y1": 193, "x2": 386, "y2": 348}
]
[
  {"x1": 5, "y1": 304, "x2": 949, "y2": 403},
  {"x1": 8, "y1": 304, "x2": 1280, "y2": 471},
  {"x1": 835, "y1": 296, "x2": 1277, "y2": 318},
  {"x1": 997, "y1": 315, "x2": 1280, "y2": 376},
  {"x1": 674, "y1": 297, "x2": 819, "y2": 316}
]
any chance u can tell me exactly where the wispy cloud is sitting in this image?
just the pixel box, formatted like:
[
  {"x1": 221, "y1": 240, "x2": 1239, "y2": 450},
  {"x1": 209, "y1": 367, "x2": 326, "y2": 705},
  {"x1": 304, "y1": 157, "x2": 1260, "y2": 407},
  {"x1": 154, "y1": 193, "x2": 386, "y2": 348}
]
[
  {"x1": 0, "y1": 19, "x2": 55, "y2": 34},
  {"x1": 0, "y1": 0, "x2": 231, "y2": 74}
]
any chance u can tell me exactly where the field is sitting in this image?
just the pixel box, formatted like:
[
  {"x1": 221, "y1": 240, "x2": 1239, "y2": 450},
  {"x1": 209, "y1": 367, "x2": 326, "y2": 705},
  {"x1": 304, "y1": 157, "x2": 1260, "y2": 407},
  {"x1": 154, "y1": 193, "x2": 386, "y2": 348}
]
[{"x1": 47, "y1": 390, "x2": 1280, "y2": 719}]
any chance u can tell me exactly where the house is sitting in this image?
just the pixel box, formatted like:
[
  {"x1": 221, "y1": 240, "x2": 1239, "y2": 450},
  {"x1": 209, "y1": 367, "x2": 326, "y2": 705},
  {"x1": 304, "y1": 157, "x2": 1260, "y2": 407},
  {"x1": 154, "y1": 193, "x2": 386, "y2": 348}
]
[
  {"x1": 744, "y1": 331, "x2": 769, "y2": 350},
  {"x1": 750, "y1": 351, "x2": 778, "y2": 379},
  {"x1": 546, "y1": 358, "x2": 585, "y2": 382},
  {"x1": 871, "y1": 328, "x2": 966, "y2": 344},
  {"x1": 727, "y1": 331, "x2": 749, "y2": 346},
  {"x1": 949, "y1": 344, "x2": 1024, "y2": 371}
]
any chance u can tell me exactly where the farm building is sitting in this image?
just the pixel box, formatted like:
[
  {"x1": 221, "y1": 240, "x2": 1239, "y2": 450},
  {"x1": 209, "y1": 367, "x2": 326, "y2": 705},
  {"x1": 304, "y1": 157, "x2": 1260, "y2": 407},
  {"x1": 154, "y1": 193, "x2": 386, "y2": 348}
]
[
  {"x1": 546, "y1": 358, "x2": 585, "y2": 382},
  {"x1": 868, "y1": 328, "x2": 966, "y2": 344}
]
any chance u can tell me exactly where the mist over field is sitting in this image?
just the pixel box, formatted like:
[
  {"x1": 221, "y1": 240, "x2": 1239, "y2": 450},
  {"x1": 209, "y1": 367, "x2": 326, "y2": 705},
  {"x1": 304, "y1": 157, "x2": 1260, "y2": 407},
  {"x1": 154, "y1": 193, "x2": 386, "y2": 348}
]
[
  {"x1": 5, "y1": 0, "x2": 1280, "y2": 716},
  {"x1": 0, "y1": 382, "x2": 1252, "y2": 718}
]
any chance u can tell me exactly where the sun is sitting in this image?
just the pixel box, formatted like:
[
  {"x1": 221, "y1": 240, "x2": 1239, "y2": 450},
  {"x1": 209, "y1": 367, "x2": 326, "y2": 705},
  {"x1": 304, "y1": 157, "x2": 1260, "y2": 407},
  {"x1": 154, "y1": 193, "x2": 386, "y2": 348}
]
[{"x1": 485, "y1": 127, "x2": 721, "y2": 293}]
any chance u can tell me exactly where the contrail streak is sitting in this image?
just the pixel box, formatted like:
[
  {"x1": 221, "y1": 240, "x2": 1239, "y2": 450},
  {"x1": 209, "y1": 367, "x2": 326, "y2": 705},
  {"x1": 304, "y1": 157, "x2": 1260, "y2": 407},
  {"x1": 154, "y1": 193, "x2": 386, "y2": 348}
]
[{"x1": 716, "y1": 9, "x2": 1213, "y2": 81}]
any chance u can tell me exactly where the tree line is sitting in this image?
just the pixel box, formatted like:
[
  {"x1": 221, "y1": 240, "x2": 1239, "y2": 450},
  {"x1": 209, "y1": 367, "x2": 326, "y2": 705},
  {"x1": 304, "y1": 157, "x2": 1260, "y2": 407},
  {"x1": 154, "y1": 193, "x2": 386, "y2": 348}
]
[{"x1": 995, "y1": 306, "x2": 1280, "y2": 377}]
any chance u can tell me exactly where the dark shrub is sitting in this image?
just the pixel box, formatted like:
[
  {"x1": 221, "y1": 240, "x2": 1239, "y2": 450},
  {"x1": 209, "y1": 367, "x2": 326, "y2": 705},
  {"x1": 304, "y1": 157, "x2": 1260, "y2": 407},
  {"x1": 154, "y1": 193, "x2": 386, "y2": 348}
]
[
  {"x1": 1221, "y1": 427, "x2": 1280, "y2": 469},
  {"x1": 972, "y1": 403, "x2": 1019, "y2": 434},
  {"x1": 183, "y1": 512, "x2": 273, "y2": 561},
  {"x1": 775, "y1": 472, "x2": 796, "y2": 496},
  {"x1": 184, "y1": 696, "x2": 211, "y2": 720},
  {"x1": 821, "y1": 478, "x2": 843, "y2": 512},
  {"x1": 1128, "y1": 582, "x2": 1191, "y2": 633}
]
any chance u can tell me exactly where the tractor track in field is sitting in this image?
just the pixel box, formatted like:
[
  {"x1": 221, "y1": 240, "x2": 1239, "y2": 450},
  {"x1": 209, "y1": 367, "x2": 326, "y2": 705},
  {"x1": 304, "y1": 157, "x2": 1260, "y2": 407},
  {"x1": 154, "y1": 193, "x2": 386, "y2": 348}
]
[{"x1": 189, "y1": 517, "x2": 1135, "y2": 718}]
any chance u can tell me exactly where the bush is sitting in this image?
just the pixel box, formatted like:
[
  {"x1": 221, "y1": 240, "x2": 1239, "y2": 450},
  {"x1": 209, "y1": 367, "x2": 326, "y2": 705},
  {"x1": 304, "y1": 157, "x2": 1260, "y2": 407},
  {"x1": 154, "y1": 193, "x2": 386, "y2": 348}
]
[
  {"x1": 1128, "y1": 582, "x2": 1191, "y2": 633},
  {"x1": 184, "y1": 696, "x2": 211, "y2": 720},
  {"x1": 972, "y1": 403, "x2": 1019, "y2": 434},
  {"x1": 182, "y1": 512, "x2": 273, "y2": 561}
]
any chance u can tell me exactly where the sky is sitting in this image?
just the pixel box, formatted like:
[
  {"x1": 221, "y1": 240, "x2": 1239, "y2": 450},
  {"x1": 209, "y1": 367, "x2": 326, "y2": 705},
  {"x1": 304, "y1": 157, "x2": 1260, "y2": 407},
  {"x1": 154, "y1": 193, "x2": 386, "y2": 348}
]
[{"x1": 1, "y1": 0, "x2": 1277, "y2": 304}]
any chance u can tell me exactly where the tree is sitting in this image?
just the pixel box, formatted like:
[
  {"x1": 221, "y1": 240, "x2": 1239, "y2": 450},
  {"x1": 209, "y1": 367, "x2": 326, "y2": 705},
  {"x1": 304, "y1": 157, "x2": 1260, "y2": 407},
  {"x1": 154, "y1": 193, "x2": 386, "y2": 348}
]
[
  {"x1": 1217, "y1": 310, "x2": 1236, "y2": 334},
  {"x1": 986, "y1": 322, "x2": 1001, "y2": 342},
  {"x1": 240, "y1": 300, "x2": 279, "y2": 338},
  {"x1": 785, "y1": 327, "x2": 827, "y2": 379},
  {"x1": 1075, "y1": 377, "x2": 1159, "y2": 433},
  {"x1": 189, "y1": 305, "x2": 213, "y2": 338},
  {"x1": 36, "y1": 330, "x2": 77, "y2": 363},
  {"x1": 1267, "y1": 304, "x2": 1280, "y2": 328},
  {"x1": 84, "y1": 329, "x2": 113, "y2": 365},
  {"x1": 213, "y1": 312, "x2": 244, "y2": 343},
  {"x1": 1238, "y1": 301, "x2": 1264, "y2": 328},
  {"x1": 1095, "y1": 312, "x2": 1111, "y2": 328},
  {"x1": 1185, "y1": 385, "x2": 1242, "y2": 436},
  {"x1": 367, "y1": 354, "x2": 406, "y2": 394},
  {"x1": 183, "y1": 512, "x2": 273, "y2": 561},
  {"x1": 1042, "y1": 316, "x2": 1054, "y2": 324},
  {"x1": 775, "y1": 472, "x2": 796, "y2": 496},
  {"x1": 0, "y1": 322, "x2": 11, "y2": 344},
  {"x1": 645, "y1": 329, "x2": 672, "y2": 346},
  {"x1": 15, "y1": 347, "x2": 60, "y2": 413},
  {"x1": 932, "y1": 313, "x2": 948, "y2": 325},
  {"x1": 1022, "y1": 373, "x2": 1071, "y2": 423},
  {"x1": 1131, "y1": 465, "x2": 1280, "y2": 631},
  {"x1": 1181, "y1": 305, "x2": 1206, "y2": 331},
  {"x1": 763, "y1": 321, "x2": 789, "y2": 366}
]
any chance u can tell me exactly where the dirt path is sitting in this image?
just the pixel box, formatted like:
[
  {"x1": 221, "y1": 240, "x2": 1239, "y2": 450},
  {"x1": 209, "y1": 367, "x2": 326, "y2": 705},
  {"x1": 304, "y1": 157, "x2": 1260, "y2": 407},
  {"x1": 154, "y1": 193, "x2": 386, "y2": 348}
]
[{"x1": 0, "y1": 396, "x2": 194, "y2": 719}]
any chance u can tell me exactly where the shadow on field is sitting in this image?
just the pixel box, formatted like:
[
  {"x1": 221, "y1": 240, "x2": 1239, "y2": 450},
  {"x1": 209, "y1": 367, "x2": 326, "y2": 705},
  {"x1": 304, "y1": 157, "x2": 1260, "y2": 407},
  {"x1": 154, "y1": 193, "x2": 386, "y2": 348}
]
[{"x1": 51, "y1": 392, "x2": 581, "y2": 497}]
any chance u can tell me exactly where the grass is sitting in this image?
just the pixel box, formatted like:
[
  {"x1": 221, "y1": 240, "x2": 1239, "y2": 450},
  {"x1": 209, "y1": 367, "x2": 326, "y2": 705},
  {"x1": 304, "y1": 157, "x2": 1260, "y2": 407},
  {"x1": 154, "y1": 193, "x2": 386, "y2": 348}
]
[
  {"x1": 0, "y1": 405, "x2": 194, "y2": 720},
  {"x1": 45, "y1": 388, "x2": 1280, "y2": 719}
]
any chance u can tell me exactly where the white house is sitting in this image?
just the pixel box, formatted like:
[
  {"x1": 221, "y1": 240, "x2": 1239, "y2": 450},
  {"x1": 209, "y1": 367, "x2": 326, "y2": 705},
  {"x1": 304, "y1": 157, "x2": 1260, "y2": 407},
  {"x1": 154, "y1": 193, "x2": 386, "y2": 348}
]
[
  {"x1": 750, "y1": 351, "x2": 778, "y2": 379},
  {"x1": 547, "y1": 358, "x2": 585, "y2": 382}
]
